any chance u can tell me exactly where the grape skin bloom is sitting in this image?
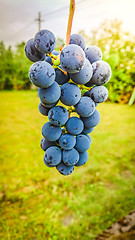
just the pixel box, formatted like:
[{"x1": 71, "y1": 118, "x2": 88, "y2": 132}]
[
  {"x1": 70, "y1": 58, "x2": 93, "y2": 85},
  {"x1": 70, "y1": 34, "x2": 85, "y2": 50},
  {"x1": 25, "y1": 38, "x2": 45, "y2": 62},
  {"x1": 66, "y1": 117, "x2": 84, "y2": 135},
  {"x1": 34, "y1": 29, "x2": 56, "y2": 54},
  {"x1": 75, "y1": 96, "x2": 95, "y2": 117},
  {"x1": 38, "y1": 82, "x2": 61, "y2": 104},
  {"x1": 60, "y1": 83, "x2": 81, "y2": 106},
  {"x1": 40, "y1": 137, "x2": 56, "y2": 151},
  {"x1": 42, "y1": 122, "x2": 62, "y2": 141},
  {"x1": 44, "y1": 157, "x2": 56, "y2": 168},
  {"x1": 60, "y1": 44, "x2": 85, "y2": 73},
  {"x1": 75, "y1": 134, "x2": 91, "y2": 153},
  {"x1": 45, "y1": 56, "x2": 53, "y2": 65},
  {"x1": 39, "y1": 103, "x2": 50, "y2": 116},
  {"x1": 56, "y1": 162, "x2": 74, "y2": 176},
  {"x1": 62, "y1": 148, "x2": 79, "y2": 166},
  {"x1": 44, "y1": 146, "x2": 61, "y2": 166},
  {"x1": 91, "y1": 60, "x2": 112, "y2": 85},
  {"x1": 59, "y1": 133, "x2": 76, "y2": 150},
  {"x1": 82, "y1": 127, "x2": 94, "y2": 134},
  {"x1": 48, "y1": 106, "x2": 69, "y2": 126},
  {"x1": 89, "y1": 86, "x2": 108, "y2": 103},
  {"x1": 41, "y1": 101, "x2": 58, "y2": 108},
  {"x1": 29, "y1": 61, "x2": 55, "y2": 88},
  {"x1": 85, "y1": 45, "x2": 102, "y2": 64},
  {"x1": 55, "y1": 66, "x2": 69, "y2": 85},
  {"x1": 75, "y1": 151, "x2": 89, "y2": 167},
  {"x1": 83, "y1": 91, "x2": 98, "y2": 107},
  {"x1": 81, "y1": 109, "x2": 101, "y2": 128}
]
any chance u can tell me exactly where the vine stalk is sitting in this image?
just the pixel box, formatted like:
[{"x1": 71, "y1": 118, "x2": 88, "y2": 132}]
[{"x1": 65, "y1": 0, "x2": 75, "y2": 46}]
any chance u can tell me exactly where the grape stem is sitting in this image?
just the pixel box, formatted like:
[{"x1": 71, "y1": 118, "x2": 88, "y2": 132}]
[
  {"x1": 78, "y1": 85, "x2": 92, "y2": 91},
  {"x1": 65, "y1": 0, "x2": 75, "y2": 46},
  {"x1": 67, "y1": 106, "x2": 76, "y2": 118}
]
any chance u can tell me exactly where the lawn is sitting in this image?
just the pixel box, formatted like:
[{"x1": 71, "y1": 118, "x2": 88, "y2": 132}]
[{"x1": 0, "y1": 90, "x2": 135, "y2": 240}]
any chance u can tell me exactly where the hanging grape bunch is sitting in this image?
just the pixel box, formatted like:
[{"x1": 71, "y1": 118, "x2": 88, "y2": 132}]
[{"x1": 25, "y1": 0, "x2": 111, "y2": 176}]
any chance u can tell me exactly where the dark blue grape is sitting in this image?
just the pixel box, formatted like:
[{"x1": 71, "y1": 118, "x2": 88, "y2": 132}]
[
  {"x1": 60, "y1": 83, "x2": 81, "y2": 106},
  {"x1": 39, "y1": 103, "x2": 50, "y2": 116},
  {"x1": 70, "y1": 34, "x2": 85, "y2": 50},
  {"x1": 66, "y1": 117, "x2": 84, "y2": 135},
  {"x1": 75, "y1": 134, "x2": 91, "y2": 152},
  {"x1": 55, "y1": 66, "x2": 70, "y2": 85},
  {"x1": 59, "y1": 133, "x2": 76, "y2": 150},
  {"x1": 84, "y1": 81, "x2": 94, "y2": 87},
  {"x1": 44, "y1": 146, "x2": 61, "y2": 166},
  {"x1": 45, "y1": 56, "x2": 53, "y2": 65},
  {"x1": 83, "y1": 91, "x2": 99, "y2": 107},
  {"x1": 41, "y1": 100, "x2": 58, "y2": 108},
  {"x1": 62, "y1": 148, "x2": 79, "y2": 166},
  {"x1": 75, "y1": 96, "x2": 95, "y2": 117},
  {"x1": 38, "y1": 82, "x2": 61, "y2": 104},
  {"x1": 52, "y1": 50, "x2": 59, "y2": 56},
  {"x1": 60, "y1": 44, "x2": 85, "y2": 73},
  {"x1": 91, "y1": 60, "x2": 111, "y2": 85},
  {"x1": 25, "y1": 38, "x2": 45, "y2": 62},
  {"x1": 81, "y1": 109, "x2": 100, "y2": 128},
  {"x1": 40, "y1": 137, "x2": 56, "y2": 151},
  {"x1": 75, "y1": 151, "x2": 88, "y2": 166},
  {"x1": 44, "y1": 156, "x2": 56, "y2": 167},
  {"x1": 42, "y1": 122, "x2": 62, "y2": 141},
  {"x1": 48, "y1": 106, "x2": 69, "y2": 126},
  {"x1": 89, "y1": 86, "x2": 108, "y2": 103},
  {"x1": 83, "y1": 91, "x2": 91, "y2": 98},
  {"x1": 70, "y1": 58, "x2": 93, "y2": 85},
  {"x1": 85, "y1": 46, "x2": 102, "y2": 64},
  {"x1": 56, "y1": 162, "x2": 74, "y2": 175},
  {"x1": 34, "y1": 29, "x2": 56, "y2": 54},
  {"x1": 29, "y1": 61, "x2": 55, "y2": 88},
  {"x1": 82, "y1": 127, "x2": 94, "y2": 134},
  {"x1": 86, "y1": 134, "x2": 91, "y2": 142}
]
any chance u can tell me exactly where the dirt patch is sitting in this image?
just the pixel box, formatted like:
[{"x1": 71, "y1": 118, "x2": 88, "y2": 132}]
[{"x1": 95, "y1": 210, "x2": 135, "y2": 240}]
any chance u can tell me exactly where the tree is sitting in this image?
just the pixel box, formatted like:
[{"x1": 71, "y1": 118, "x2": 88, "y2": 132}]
[
  {"x1": 80, "y1": 19, "x2": 135, "y2": 103},
  {"x1": 14, "y1": 42, "x2": 31, "y2": 89},
  {"x1": 0, "y1": 41, "x2": 32, "y2": 90},
  {"x1": 0, "y1": 42, "x2": 14, "y2": 90}
]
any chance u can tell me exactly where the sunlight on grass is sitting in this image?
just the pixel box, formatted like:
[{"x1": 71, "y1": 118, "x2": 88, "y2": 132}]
[{"x1": 0, "y1": 91, "x2": 135, "y2": 240}]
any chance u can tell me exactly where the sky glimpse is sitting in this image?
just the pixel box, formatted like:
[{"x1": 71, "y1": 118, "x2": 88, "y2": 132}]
[{"x1": 1, "y1": 0, "x2": 135, "y2": 47}]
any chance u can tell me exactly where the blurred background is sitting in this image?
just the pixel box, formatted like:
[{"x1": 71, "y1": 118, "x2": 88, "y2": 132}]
[
  {"x1": 0, "y1": 0, "x2": 135, "y2": 103},
  {"x1": 0, "y1": 0, "x2": 135, "y2": 239}
]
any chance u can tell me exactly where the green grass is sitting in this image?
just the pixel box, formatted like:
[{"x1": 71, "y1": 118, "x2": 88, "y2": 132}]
[{"x1": 0, "y1": 90, "x2": 135, "y2": 240}]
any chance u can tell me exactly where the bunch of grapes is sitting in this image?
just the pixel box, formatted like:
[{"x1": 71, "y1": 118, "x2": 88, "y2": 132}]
[{"x1": 25, "y1": 29, "x2": 111, "y2": 176}]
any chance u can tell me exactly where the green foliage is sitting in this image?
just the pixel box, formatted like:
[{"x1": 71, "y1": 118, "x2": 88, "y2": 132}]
[
  {"x1": 0, "y1": 41, "x2": 32, "y2": 90},
  {"x1": 0, "y1": 91, "x2": 135, "y2": 239},
  {"x1": 80, "y1": 19, "x2": 135, "y2": 103},
  {"x1": 55, "y1": 37, "x2": 65, "y2": 51},
  {"x1": 14, "y1": 42, "x2": 31, "y2": 89}
]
